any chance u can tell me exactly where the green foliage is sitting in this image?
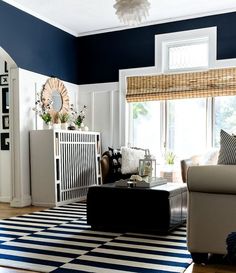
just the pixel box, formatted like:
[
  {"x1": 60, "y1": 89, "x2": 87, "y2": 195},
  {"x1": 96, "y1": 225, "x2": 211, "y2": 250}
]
[
  {"x1": 215, "y1": 96, "x2": 236, "y2": 146},
  {"x1": 133, "y1": 103, "x2": 148, "y2": 119},
  {"x1": 75, "y1": 115, "x2": 83, "y2": 126},
  {"x1": 74, "y1": 105, "x2": 87, "y2": 126},
  {"x1": 41, "y1": 113, "x2": 52, "y2": 124},
  {"x1": 59, "y1": 113, "x2": 69, "y2": 123},
  {"x1": 165, "y1": 151, "x2": 175, "y2": 165}
]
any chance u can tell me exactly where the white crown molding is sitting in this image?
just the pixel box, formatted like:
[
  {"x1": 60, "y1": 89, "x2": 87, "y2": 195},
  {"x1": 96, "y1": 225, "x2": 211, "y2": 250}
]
[
  {"x1": 77, "y1": 8, "x2": 236, "y2": 37},
  {"x1": 2, "y1": 0, "x2": 78, "y2": 37},
  {"x1": 2, "y1": 0, "x2": 236, "y2": 37}
]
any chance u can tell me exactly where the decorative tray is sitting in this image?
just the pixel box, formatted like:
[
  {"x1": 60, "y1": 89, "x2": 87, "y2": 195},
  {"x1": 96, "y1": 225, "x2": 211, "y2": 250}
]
[{"x1": 115, "y1": 177, "x2": 167, "y2": 188}]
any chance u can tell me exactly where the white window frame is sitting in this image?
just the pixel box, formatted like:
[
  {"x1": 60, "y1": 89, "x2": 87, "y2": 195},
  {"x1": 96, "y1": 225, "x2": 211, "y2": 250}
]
[
  {"x1": 156, "y1": 28, "x2": 216, "y2": 153},
  {"x1": 163, "y1": 37, "x2": 209, "y2": 73},
  {"x1": 120, "y1": 27, "x2": 236, "y2": 154},
  {"x1": 155, "y1": 27, "x2": 217, "y2": 72},
  {"x1": 125, "y1": 28, "x2": 216, "y2": 155}
]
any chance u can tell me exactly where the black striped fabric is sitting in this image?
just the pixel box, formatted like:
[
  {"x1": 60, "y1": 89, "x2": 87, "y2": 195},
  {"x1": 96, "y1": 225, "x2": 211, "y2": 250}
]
[
  {"x1": 218, "y1": 130, "x2": 236, "y2": 165},
  {"x1": 0, "y1": 202, "x2": 192, "y2": 273}
]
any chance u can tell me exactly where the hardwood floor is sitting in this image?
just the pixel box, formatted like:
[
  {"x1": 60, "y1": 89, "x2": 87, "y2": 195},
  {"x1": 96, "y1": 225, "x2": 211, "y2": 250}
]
[
  {"x1": 0, "y1": 203, "x2": 236, "y2": 273},
  {"x1": 185, "y1": 263, "x2": 236, "y2": 273},
  {"x1": 0, "y1": 203, "x2": 46, "y2": 219}
]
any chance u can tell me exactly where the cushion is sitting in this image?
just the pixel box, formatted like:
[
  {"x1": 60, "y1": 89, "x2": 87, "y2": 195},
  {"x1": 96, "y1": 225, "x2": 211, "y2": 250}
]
[
  {"x1": 107, "y1": 147, "x2": 122, "y2": 180},
  {"x1": 217, "y1": 130, "x2": 236, "y2": 165},
  {"x1": 121, "y1": 147, "x2": 145, "y2": 174},
  {"x1": 201, "y1": 149, "x2": 219, "y2": 165}
]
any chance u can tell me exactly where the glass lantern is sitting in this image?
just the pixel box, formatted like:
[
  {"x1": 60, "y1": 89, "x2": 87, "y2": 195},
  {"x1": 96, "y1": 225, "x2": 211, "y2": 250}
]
[{"x1": 139, "y1": 149, "x2": 156, "y2": 181}]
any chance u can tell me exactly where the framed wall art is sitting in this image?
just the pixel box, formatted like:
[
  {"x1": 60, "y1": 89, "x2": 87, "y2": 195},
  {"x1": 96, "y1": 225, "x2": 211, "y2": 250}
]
[
  {"x1": 4, "y1": 61, "x2": 8, "y2": 73},
  {"x1": 2, "y1": 115, "x2": 9, "y2": 129},
  {"x1": 0, "y1": 74, "x2": 8, "y2": 86},
  {"x1": 2, "y1": 88, "x2": 9, "y2": 113},
  {"x1": 1, "y1": 133, "x2": 9, "y2": 150}
]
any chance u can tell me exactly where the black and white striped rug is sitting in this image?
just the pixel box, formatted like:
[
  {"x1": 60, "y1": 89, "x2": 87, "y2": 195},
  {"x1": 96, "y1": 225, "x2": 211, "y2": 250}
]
[{"x1": 0, "y1": 202, "x2": 192, "y2": 272}]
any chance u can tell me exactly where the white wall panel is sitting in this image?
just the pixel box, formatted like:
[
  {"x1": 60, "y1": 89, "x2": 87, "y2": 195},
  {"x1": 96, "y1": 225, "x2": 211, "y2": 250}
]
[
  {"x1": 112, "y1": 90, "x2": 120, "y2": 149},
  {"x1": 78, "y1": 82, "x2": 119, "y2": 153},
  {"x1": 93, "y1": 91, "x2": 110, "y2": 151}
]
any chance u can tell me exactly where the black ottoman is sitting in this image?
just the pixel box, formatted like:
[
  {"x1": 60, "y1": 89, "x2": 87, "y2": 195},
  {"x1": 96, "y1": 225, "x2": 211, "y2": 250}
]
[{"x1": 87, "y1": 182, "x2": 187, "y2": 233}]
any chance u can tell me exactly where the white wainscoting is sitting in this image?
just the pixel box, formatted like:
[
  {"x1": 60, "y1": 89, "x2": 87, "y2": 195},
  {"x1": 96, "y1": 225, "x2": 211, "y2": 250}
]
[
  {"x1": 78, "y1": 82, "x2": 119, "y2": 153},
  {"x1": 0, "y1": 57, "x2": 11, "y2": 202},
  {"x1": 10, "y1": 68, "x2": 79, "y2": 207}
]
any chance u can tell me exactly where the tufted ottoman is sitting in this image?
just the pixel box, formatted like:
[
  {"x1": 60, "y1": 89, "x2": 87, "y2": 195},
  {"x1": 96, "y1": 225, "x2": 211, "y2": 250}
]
[{"x1": 87, "y1": 182, "x2": 187, "y2": 233}]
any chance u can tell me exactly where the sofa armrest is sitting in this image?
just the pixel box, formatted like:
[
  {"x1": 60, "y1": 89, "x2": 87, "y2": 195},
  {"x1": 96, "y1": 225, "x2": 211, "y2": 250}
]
[
  {"x1": 187, "y1": 165, "x2": 236, "y2": 194},
  {"x1": 101, "y1": 155, "x2": 110, "y2": 183},
  {"x1": 180, "y1": 155, "x2": 202, "y2": 182}
]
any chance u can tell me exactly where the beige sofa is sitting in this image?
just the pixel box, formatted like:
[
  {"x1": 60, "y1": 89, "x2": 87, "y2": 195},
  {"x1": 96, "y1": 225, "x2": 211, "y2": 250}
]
[{"x1": 187, "y1": 164, "x2": 236, "y2": 263}]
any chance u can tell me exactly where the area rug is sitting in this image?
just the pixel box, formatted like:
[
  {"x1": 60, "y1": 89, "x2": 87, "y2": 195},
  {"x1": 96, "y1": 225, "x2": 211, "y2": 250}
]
[{"x1": 0, "y1": 202, "x2": 192, "y2": 272}]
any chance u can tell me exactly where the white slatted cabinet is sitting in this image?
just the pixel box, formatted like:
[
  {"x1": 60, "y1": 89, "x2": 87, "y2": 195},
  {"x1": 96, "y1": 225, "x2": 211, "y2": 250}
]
[{"x1": 30, "y1": 130, "x2": 102, "y2": 206}]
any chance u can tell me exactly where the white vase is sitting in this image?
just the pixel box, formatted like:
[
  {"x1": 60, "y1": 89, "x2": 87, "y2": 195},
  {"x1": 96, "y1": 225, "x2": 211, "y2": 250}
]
[
  {"x1": 43, "y1": 122, "x2": 52, "y2": 129},
  {"x1": 53, "y1": 123, "x2": 61, "y2": 130},
  {"x1": 76, "y1": 125, "x2": 82, "y2": 131},
  {"x1": 80, "y1": 122, "x2": 85, "y2": 130},
  {"x1": 83, "y1": 126, "x2": 89, "y2": 131},
  {"x1": 61, "y1": 122, "x2": 68, "y2": 130},
  {"x1": 76, "y1": 122, "x2": 84, "y2": 131}
]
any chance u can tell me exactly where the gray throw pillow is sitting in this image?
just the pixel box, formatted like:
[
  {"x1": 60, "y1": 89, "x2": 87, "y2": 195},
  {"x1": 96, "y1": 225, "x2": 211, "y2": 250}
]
[{"x1": 217, "y1": 130, "x2": 236, "y2": 165}]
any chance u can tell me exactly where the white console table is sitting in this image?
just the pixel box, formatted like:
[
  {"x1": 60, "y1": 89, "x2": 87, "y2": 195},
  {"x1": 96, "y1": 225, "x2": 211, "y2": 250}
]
[{"x1": 30, "y1": 129, "x2": 102, "y2": 206}]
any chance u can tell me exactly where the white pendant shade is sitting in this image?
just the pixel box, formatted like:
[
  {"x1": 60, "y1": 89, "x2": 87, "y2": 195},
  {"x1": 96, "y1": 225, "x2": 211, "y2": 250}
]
[{"x1": 113, "y1": 0, "x2": 151, "y2": 26}]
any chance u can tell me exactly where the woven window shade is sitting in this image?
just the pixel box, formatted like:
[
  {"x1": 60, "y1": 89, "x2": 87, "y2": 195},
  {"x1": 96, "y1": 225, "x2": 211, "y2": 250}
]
[{"x1": 126, "y1": 67, "x2": 236, "y2": 102}]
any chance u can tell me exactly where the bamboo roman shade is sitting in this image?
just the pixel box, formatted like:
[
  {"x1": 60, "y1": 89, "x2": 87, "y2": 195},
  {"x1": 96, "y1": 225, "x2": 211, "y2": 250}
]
[{"x1": 126, "y1": 67, "x2": 236, "y2": 102}]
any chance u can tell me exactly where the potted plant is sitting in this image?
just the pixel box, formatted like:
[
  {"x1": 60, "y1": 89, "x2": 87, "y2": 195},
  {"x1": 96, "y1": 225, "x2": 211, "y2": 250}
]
[
  {"x1": 32, "y1": 93, "x2": 53, "y2": 129},
  {"x1": 41, "y1": 112, "x2": 52, "y2": 128},
  {"x1": 59, "y1": 113, "x2": 70, "y2": 130},
  {"x1": 165, "y1": 151, "x2": 175, "y2": 165},
  {"x1": 75, "y1": 105, "x2": 87, "y2": 130}
]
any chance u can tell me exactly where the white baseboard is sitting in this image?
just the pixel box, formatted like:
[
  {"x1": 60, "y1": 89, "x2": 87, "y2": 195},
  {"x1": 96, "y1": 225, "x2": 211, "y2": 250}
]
[
  {"x1": 10, "y1": 195, "x2": 32, "y2": 207},
  {"x1": 0, "y1": 196, "x2": 11, "y2": 203},
  {"x1": 31, "y1": 201, "x2": 54, "y2": 207}
]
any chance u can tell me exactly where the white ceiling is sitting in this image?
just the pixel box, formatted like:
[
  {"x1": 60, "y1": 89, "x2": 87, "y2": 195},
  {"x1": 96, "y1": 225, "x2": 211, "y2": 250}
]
[{"x1": 3, "y1": 0, "x2": 236, "y2": 36}]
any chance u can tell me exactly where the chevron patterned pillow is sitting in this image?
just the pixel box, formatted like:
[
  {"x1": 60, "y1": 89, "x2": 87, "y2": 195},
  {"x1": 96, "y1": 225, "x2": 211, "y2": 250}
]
[{"x1": 217, "y1": 130, "x2": 236, "y2": 165}]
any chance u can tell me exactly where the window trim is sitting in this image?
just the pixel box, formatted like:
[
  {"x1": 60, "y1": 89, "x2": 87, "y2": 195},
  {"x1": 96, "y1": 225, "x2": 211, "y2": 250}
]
[
  {"x1": 155, "y1": 27, "x2": 217, "y2": 72},
  {"x1": 164, "y1": 37, "x2": 209, "y2": 73},
  {"x1": 128, "y1": 27, "x2": 217, "y2": 156},
  {"x1": 120, "y1": 27, "x2": 236, "y2": 156}
]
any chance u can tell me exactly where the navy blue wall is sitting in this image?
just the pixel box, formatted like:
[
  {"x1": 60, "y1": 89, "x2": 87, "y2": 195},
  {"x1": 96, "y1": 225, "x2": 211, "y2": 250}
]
[
  {"x1": 1, "y1": 2, "x2": 236, "y2": 86},
  {"x1": 0, "y1": 1, "x2": 78, "y2": 84},
  {"x1": 77, "y1": 12, "x2": 236, "y2": 85}
]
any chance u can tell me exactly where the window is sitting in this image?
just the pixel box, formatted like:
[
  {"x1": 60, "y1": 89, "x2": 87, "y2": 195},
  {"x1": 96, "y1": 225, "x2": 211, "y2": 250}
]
[
  {"x1": 168, "y1": 41, "x2": 208, "y2": 70},
  {"x1": 127, "y1": 28, "x2": 236, "y2": 164},
  {"x1": 129, "y1": 101, "x2": 161, "y2": 160},
  {"x1": 214, "y1": 96, "x2": 236, "y2": 147},
  {"x1": 167, "y1": 98, "x2": 207, "y2": 158}
]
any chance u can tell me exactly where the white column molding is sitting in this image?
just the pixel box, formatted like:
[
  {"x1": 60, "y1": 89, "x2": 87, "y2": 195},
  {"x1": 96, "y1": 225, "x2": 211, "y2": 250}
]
[
  {"x1": 78, "y1": 82, "x2": 119, "y2": 152},
  {"x1": 110, "y1": 91, "x2": 114, "y2": 147},
  {"x1": 91, "y1": 91, "x2": 95, "y2": 131}
]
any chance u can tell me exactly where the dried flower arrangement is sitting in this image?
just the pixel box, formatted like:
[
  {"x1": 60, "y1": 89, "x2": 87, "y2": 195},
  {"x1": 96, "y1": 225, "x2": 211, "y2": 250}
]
[{"x1": 32, "y1": 92, "x2": 52, "y2": 125}]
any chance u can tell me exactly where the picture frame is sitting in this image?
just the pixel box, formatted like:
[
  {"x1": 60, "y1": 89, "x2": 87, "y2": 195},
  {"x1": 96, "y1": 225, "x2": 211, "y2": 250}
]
[
  {"x1": 4, "y1": 61, "x2": 8, "y2": 73},
  {"x1": 0, "y1": 133, "x2": 9, "y2": 150},
  {"x1": 2, "y1": 115, "x2": 9, "y2": 129},
  {"x1": 0, "y1": 74, "x2": 8, "y2": 86},
  {"x1": 2, "y1": 88, "x2": 9, "y2": 113}
]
